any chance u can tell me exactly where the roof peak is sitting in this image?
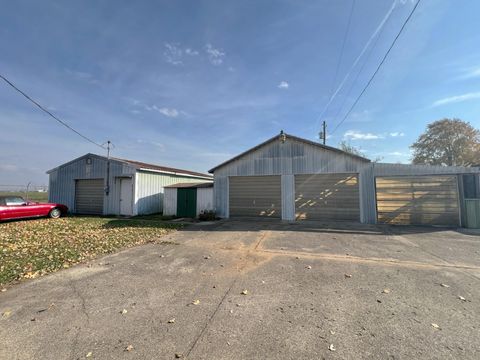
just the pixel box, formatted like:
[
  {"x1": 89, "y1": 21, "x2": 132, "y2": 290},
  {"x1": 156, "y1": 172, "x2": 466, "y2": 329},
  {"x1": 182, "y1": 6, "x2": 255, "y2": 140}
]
[{"x1": 208, "y1": 132, "x2": 370, "y2": 173}]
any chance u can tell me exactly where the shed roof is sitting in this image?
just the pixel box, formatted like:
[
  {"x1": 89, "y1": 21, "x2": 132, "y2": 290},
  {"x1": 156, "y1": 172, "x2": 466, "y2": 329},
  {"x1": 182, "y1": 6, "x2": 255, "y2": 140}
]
[
  {"x1": 47, "y1": 153, "x2": 212, "y2": 179},
  {"x1": 208, "y1": 132, "x2": 370, "y2": 173},
  {"x1": 164, "y1": 182, "x2": 214, "y2": 189}
]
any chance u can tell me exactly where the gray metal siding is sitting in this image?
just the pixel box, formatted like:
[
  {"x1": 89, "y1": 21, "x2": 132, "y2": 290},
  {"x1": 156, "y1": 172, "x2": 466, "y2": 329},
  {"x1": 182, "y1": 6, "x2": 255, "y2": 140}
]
[
  {"x1": 135, "y1": 171, "x2": 210, "y2": 215},
  {"x1": 213, "y1": 137, "x2": 480, "y2": 223},
  {"x1": 48, "y1": 154, "x2": 136, "y2": 215},
  {"x1": 281, "y1": 175, "x2": 295, "y2": 221},
  {"x1": 214, "y1": 138, "x2": 368, "y2": 219}
]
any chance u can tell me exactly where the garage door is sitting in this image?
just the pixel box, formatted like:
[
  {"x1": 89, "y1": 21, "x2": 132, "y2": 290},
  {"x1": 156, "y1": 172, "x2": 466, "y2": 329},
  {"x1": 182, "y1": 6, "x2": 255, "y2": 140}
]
[
  {"x1": 229, "y1": 176, "x2": 281, "y2": 218},
  {"x1": 75, "y1": 179, "x2": 104, "y2": 215},
  {"x1": 295, "y1": 173, "x2": 359, "y2": 221},
  {"x1": 376, "y1": 176, "x2": 459, "y2": 226}
]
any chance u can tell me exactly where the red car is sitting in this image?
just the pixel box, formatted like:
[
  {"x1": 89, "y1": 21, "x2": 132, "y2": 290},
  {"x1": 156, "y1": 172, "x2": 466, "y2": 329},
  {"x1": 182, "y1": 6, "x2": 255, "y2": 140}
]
[{"x1": 0, "y1": 196, "x2": 68, "y2": 221}]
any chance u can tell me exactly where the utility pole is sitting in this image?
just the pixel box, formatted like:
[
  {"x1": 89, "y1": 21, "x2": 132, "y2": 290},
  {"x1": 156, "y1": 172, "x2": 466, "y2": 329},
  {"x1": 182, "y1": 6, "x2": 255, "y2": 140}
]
[
  {"x1": 319, "y1": 121, "x2": 327, "y2": 145},
  {"x1": 105, "y1": 140, "x2": 112, "y2": 196}
]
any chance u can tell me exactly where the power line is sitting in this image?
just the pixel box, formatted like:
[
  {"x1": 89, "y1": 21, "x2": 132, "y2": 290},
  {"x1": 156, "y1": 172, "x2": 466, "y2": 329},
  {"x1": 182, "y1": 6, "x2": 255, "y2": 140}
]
[
  {"x1": 314, "y1": 0, "x2": 397, "y2": 131},
  {"x1": 0, "y1": 74, "x2": 106, "y2": 149},
  {"x1": 329, "y1": 0, "x2": 356, "y2": 99},
  {"x1": 331, "y1": 0, "x2": 421, "y2": 135}
]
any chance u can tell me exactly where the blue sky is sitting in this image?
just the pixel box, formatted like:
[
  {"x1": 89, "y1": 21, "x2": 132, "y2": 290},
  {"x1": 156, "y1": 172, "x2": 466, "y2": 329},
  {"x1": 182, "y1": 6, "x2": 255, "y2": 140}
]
[{"x1": 1, "y1": 0, "x2": 480, "y2": 186}]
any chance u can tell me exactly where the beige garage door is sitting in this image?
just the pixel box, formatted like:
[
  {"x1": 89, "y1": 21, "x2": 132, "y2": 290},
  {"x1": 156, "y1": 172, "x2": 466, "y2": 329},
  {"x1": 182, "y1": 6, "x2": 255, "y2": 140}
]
[
  {"x1": 75, "y1": 179, "x2": 104, "y2": 215},
  {"x1": 229, "y1": 176, "x2": 281, "y2": 218},
  {"x1": 295, "y1": 173, "x2": 360, "y2": 221},
  {"x1": 376, "y1": 176, "x2": 459, "y2": 226}
]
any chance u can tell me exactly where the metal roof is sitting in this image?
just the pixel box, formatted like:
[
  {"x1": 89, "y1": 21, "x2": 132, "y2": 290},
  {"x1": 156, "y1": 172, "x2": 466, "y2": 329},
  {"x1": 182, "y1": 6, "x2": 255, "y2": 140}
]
[
  {"x1": 47, "y1": 153, "x2": 212, "y2": 179},
  {"x1": 164, "y1": 182, "x2": 214, "y2": 189},
  {"x1": 208, "y1": 132, "x2": 370, "y2": 173}
]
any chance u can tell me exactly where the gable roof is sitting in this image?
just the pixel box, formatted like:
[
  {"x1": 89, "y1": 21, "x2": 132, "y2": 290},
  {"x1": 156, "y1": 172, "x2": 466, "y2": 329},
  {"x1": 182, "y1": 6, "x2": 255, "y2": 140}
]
[
  {"x1": 47, "y1": 153, "x2": 212, "y2": 179},
  {"x1": 208, "y1": 132, "x2": 370, "y2": 173}
]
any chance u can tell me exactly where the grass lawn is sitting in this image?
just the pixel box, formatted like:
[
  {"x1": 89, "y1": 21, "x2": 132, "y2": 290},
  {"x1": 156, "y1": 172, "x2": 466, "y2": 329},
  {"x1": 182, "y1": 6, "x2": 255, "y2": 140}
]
[{"x1": 0, "y1": 216, "x2": 182, "y2": 286}]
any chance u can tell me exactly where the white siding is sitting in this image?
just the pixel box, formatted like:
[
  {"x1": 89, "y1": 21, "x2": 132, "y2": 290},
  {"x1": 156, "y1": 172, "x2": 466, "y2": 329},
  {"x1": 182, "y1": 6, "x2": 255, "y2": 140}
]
[
  {"x1": 163, "y1": 188, "x2": 177, "y2": 216},
  {"x1": 135, "y1": 171, "x2": 211, "y2": 215},
  {"x1": 196, "y1": 188, "x2": 214, "y2": 216}
]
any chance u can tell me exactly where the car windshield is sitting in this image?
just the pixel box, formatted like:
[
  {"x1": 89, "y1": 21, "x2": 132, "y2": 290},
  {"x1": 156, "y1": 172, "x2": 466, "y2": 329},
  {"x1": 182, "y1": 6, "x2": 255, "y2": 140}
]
[{"x1": 5, "y1": 196, "x2": 26, "y2": 206}]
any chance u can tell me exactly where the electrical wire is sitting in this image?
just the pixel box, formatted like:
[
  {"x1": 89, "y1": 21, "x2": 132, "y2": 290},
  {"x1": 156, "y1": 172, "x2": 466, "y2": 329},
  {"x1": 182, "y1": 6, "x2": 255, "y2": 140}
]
[
  {"x1": 314, "y1": 0, "x2": 397, "y2": 131},
  {"x1": 0, "y1": 74, "x2": 106, "y2": 149},
  {"x1": 329, "y1": 0, "x2": 356, "y2": 99},
  {"x1": 330, "y1": 0, "x2": 421, "y2": 135}
]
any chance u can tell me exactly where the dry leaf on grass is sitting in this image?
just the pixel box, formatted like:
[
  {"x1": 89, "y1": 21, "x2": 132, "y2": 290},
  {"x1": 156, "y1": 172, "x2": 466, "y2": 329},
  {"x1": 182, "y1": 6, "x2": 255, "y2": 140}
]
[
  {"x1": 329, "y1": 344, "x2": 336, "y2": 351},
  {"x1": 440, "y1": 283, "x2": 450, "y2": 288},
  {"x1": 192, "y1": 299, "x2": 200, "y2": 305},
  {"x1": 125, "y1": 344, "x2": 134, "y2": 352},
  {"x1": 431, "y1": 323, "x2": 440, "y2": 329},
  {"x1": 241, "y1": 290, "x2": 249, "y2": 295}
]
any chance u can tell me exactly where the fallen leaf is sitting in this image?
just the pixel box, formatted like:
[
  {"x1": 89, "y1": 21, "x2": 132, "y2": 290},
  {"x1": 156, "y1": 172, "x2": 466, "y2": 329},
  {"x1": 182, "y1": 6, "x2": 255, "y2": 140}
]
[
  {"x1": 306, "y1": 265, "x2": 312, "y2": 270},
  {"x1": 458, "y1": 296, "x2": 466, "y2": 301},
  {"x1": 1, "y1": 288, "x2": 7, "y2": 292},
  {"x1": 382, "y1": 289, "x2": 391, "y2": 294},
  {"x1": 125, "y1": 344, "x2": 134, "y2": 352},
  {"x1": 204, "y1": 256, "x2": 211, "y2": 259},
  {"x1": 330, "y1": 330, "x2": 336, "y2": 335},
  {"x1": 2, "y1": 310, "x2": 12, "y2": 318},
  {"x1": 120, "y1": 309, "x2": 128, "y2": 315},
  {"x1": 168, "y1": 318, "x2": 175, "y2": 323},
  {"x1": 431, "y1": 323, "x2": 440, "y2": 329},
  {"x1": 192, "y1": 299, "x2": 200, "y2": 305},
  {"x1": 344, "y1": 274, "x2": 352, "y2": 278},
  {"x1": 329, "y1": 344, "x2": 336, "y2": 351},
  {"x1": 175, "y1": 353, "x2": 183, "y2": 358},
  {"x1": 86, "y1": 352, "x2": 93, "y2": 358},
  {"x1": 440, "y1": 283, "x2": 450, "y2": 288},
  {"x1": 241, "y1": 290, "x2": 248, "y2": 295}
]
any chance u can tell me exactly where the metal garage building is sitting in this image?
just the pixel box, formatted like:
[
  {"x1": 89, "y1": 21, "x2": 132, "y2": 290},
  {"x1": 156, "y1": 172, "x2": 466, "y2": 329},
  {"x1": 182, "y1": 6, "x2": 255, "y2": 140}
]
[
  {"x1": 209, "y1": 132, "x2": 480, "y2": 226},
  {"x1": 47, "y1": 153, "x2": 212, "y2": 216}
]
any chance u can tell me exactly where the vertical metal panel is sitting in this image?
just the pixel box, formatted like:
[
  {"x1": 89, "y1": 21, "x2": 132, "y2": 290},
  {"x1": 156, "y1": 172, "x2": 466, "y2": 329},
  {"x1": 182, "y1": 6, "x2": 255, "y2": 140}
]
[
  {"x1": 281, "y1": 175, "x2": 295, "y2": 221},
  {"x1": 213, "y1": 138, "x2": 369, "y2": 219},
  {"x1": 135, "y1": 171, "x2": 209, "y2": 215},
  {"x1": 48, "y1": 154, "x2": 136, "y2": 215},
  {"x1": 359, "y1": 165, "x2": 376, "y2": 224},
  {"x1": 196, "y1": 188, "x2": 214, "y2": 216},
  {"x1": 163, "y1": 188, "x2": 177, "y2": 216},
  {"x1": 465, "y1": 199, "x2": 480, "y2": 228}
]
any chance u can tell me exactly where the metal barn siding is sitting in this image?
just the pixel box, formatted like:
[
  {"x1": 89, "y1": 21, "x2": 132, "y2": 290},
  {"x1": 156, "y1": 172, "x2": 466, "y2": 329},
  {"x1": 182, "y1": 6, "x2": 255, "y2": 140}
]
[
  {"x1": 281, "y1": 175, "x2": 295, "y2": 221},
  {"x1": 213, "y1": 137, "x2": 368, "y2": 219},
  {"x1": 163, "y1": 188, "x2": 177, "y2": 216},
  {"x1": 196, "y1": 188, "x2": 214, "y2": 215},
  {"x1": 48, "y1": 154, "x2": 136, "y2": 214},
  {"x1": 134, "y1": 171, "x2": 208, "y2": 215}
]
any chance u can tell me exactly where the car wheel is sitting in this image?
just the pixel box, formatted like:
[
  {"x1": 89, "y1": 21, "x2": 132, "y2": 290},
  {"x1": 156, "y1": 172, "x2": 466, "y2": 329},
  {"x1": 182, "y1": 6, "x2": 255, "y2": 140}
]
[{"x1": 49, "y1": 208, "x2": 62, "y2": 219}]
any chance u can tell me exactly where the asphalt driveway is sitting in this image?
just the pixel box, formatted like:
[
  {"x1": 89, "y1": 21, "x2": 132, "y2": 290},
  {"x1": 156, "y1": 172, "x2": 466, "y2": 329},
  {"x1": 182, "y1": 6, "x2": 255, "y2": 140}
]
[{"x1": 1, "y1": 219, "x2": 479, "y2": 359}]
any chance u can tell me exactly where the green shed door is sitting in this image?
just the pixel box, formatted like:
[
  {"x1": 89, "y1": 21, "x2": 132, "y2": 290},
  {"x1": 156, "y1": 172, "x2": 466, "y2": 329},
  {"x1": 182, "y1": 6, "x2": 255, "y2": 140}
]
[{"x1": 177, "y1": 188, "x2": 197, "y2": 218}]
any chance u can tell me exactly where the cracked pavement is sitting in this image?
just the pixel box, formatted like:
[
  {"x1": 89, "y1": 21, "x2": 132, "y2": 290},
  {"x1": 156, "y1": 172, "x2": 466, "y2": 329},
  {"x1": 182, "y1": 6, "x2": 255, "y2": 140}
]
[{"x1": 1, "y1": 219, "x2": 480, "y2": 359}]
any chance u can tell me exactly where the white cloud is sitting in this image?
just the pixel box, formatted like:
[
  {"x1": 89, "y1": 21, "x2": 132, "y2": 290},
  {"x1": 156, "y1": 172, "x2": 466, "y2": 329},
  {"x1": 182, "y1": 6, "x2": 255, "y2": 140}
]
[
  {"x1": 278, "y1": 81, "x2": 289, "y2": 89},
  {"x1": 344, "y1": 130, "x2": 383, "y2": 140},
  {"x1": 432, "y1": 92, "x2": 480, "y2": 107},
  {"x1": 164, "y1": 43, "x2": 183, "y2": 65},
  {"x1": 205, "y1": 44, "x2": 225, "y2": 66},
  {"x1": 147, "y1": 105, "x2": 179, "y2": 118},
  {"x1": 389, "y1": 132, "x2": 405, "y2": 137},
  {"x1": 185, "y1": 48, "x2": 199, "y2": 56}
]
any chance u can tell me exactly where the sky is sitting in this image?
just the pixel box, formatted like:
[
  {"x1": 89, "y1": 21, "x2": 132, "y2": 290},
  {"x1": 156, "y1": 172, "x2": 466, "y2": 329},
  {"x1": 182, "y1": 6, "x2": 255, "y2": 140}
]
[{"x1": 1, "y1": 0, "x2": 480, "y2": 187}]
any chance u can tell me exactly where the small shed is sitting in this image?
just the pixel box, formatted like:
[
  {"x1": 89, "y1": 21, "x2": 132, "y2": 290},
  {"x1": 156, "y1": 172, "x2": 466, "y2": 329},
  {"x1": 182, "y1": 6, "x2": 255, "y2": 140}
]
[
  {"x1": 163, "y1": 182, "x2": 214, "y2": 218},
  {"x1": 47, "y1": 153, "x2": 212, "y2": 216}
]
